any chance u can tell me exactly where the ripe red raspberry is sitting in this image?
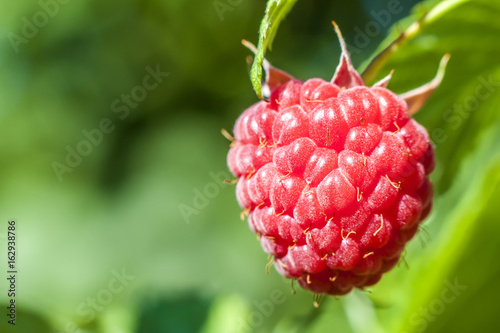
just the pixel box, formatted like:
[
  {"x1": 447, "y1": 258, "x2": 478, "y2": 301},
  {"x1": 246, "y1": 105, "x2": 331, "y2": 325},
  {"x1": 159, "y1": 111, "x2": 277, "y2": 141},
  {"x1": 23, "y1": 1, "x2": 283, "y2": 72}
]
[{"x1": 227, "y1": 23, "x2": 447, "y2": 296}]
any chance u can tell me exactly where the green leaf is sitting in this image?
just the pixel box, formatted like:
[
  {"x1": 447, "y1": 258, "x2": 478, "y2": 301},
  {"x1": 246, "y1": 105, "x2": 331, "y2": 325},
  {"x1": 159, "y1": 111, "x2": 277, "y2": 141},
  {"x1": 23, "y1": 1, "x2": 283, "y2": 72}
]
[
  {"x1": 360, "y1": 0, "x2": 500, "y2": 332},
  {"x1": 361, "y1": 0, "x2": 471, "y2": 83},
  {"x1": 250, "y1": 0, "x2": 299, "y2": 99}
]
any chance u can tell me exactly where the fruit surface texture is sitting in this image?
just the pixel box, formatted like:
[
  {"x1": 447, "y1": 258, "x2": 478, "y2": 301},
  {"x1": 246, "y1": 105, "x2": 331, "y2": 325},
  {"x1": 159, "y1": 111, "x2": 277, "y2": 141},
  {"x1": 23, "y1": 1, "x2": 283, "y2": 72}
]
[{"x1": 227, "y1": 24, "x2": 445, "y2": 295}]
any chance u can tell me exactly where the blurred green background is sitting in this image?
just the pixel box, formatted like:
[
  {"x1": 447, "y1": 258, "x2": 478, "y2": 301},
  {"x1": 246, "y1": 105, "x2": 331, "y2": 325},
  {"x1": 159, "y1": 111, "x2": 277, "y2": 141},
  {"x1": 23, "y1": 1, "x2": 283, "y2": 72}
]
[{"x1": 1, "y1": 0, "x2": 500, "y2": 332}]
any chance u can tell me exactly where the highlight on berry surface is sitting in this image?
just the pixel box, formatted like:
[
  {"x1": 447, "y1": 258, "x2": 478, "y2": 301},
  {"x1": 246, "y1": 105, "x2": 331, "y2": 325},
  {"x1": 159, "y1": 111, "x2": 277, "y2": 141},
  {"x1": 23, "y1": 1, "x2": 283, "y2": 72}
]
[{"x1": 227, "y1": 21, "x2": 446, "y2": 297}]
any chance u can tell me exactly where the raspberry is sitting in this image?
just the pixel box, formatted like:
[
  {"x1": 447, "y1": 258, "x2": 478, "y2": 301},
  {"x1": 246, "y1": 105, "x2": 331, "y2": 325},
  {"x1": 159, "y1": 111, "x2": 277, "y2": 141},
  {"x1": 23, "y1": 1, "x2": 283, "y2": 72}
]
[{"x1": 227, "y1": 23, "x2": 447, "y2": 296}]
